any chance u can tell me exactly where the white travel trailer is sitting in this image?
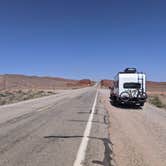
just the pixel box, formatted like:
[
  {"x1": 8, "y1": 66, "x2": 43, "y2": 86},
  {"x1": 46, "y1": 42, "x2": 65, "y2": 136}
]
[{"x1": 110, "y1": 68, "x2": 147, "y2": 106}]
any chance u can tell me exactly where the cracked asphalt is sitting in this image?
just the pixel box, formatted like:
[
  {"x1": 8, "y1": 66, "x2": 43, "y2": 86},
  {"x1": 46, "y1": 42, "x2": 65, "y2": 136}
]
[{"x1": 0, "y1": 87, "x2": 111, "y2": 166}]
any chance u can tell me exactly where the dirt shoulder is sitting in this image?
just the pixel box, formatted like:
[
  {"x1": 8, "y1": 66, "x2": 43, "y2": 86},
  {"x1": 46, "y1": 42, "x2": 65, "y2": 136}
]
[
  {"x1": 147, "y1": 92, "x2": 166, "y2": 109},
  {"x1": 99, "y1": 89, "x2": 166, "y2": 166}
]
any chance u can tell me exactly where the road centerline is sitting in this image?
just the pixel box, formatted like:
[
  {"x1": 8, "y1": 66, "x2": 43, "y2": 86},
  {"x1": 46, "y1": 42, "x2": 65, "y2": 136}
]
[{"x1": 73, "y1": 89, "x2": 98, "y2": 166}]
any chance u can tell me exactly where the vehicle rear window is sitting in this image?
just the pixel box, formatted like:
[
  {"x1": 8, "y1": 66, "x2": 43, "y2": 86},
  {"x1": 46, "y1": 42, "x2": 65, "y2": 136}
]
[{"x1": 123, "y1": 83, "x2": 141, "y2": 89}]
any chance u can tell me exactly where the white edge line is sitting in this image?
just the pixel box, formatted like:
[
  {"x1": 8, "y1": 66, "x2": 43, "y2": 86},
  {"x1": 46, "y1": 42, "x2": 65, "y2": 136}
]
[{"x1": 73, "y1": 89, "x2": 98, "y2": 166}]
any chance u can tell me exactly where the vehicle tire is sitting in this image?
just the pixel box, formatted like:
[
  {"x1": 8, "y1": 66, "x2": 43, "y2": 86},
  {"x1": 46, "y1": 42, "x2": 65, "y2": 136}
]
[
  {"x1": 120, "y1": 91, "x2": 130, "y2": 102},
  {"x1": 142, "y1": 92, "x2": 148, "y2": 99},
  {"x1": 110, "y1": 93, "x2": 113, "y2": 100},
  {"x1": 140, "y1": 103, "x2": 144, "y2": 106},
  {"x1": 111, "y1": 96, "x2": 117, "y2": 106}
]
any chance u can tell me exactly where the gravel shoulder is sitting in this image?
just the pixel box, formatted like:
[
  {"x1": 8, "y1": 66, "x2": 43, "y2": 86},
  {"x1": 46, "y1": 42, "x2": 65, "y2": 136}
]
[{"x1": 100, "y1": 89, "x2": 166, "y2": 166}]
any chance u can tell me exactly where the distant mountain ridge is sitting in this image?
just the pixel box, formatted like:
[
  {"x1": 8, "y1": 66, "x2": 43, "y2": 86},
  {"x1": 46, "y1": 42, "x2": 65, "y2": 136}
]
[{"x1": 0, "y1": 74, "x2": 93, "y2": 91}]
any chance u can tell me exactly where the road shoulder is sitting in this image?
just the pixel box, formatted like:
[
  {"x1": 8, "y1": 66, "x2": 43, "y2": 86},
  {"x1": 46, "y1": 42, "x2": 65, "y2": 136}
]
[
  {"x1": 83, "y1": 89, "x2": 115, "y2": 166},
  {"x1": 100, "y1": 89, "x2": 166, "y2": 166}
]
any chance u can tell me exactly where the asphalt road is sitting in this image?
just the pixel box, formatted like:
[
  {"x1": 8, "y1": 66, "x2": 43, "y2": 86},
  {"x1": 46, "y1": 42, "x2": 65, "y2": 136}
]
[
  {"x1": 1, "y1": 87, "x2": 165, "y2": 166},
  {"x1": 0, "y1": 87, "x2": 111, "y2": 166}
]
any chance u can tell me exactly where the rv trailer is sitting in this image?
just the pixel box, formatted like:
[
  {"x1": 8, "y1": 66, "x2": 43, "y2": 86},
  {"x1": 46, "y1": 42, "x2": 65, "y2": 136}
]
[{"x1": 110, "y1": 68, "x2": 147, "y2": 106}]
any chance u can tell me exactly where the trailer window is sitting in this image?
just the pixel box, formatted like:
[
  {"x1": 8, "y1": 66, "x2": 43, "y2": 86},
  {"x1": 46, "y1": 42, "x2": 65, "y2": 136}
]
[{"x1": 123, "y1": 83, "x2": 141, "y2": 89}]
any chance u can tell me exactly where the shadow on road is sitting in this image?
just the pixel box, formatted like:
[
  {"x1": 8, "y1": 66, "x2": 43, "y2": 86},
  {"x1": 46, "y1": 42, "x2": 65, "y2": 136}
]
[
  {"x1": 67, "y1": 118, "x2": 110, "y2": 125},
  {"x1": 67, "y1": 119, "x2": 106, "y2": 125},
  {"x1": 77, "y1": 111, "x2": 105, "y2": 116},
  {"x1": 44, "y1": 135, "x2": 115, "y2": 166},
  {"x1": 44, "y1": 135, "x2": 82, "y2": 139},
  {"x1": 91, "y1": 137, "x2": 114, "y2": 166},
  {"x1": 110, "y1": 99, "x2": 142, "y2": 110}
]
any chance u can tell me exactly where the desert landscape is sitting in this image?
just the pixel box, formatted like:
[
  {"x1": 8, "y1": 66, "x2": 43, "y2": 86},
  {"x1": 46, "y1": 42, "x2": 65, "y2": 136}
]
[
  {"x1": 0, "y1": 74, "x2": 94, "y2": 105},
  {"x1": 1, "y1": 0, "x2": 165, "y2": 165},
  {"x1": 0, "y1": 74, "x2": 94, "y2": 91},
  {"x1": 0, "y1": 75, "x2": 166, "y2": 109},
  {"x1": 0, "y1": 75, "x2": 165, "y2": 166}
]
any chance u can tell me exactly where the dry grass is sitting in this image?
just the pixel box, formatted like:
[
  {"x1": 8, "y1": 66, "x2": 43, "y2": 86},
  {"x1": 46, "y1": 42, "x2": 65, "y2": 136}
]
[
  {"x1": 148, "y1": 94, "x2": 166, "y2": 109},
  {"x1": 0, "y1": 90, "x2": 56, "y2": 105}
]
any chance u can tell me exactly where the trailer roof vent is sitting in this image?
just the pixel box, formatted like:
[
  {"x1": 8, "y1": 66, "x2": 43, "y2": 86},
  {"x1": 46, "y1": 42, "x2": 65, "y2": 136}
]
[{"x1": 124, "y1": 68, "x2": 137, "y2": 73}]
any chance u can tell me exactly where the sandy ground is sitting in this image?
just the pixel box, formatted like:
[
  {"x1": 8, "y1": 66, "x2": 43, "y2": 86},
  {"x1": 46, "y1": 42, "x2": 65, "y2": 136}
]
[
  {"x1": 100, "y1": 89, "x2": 166, "y2": 166},
  {"x1": 159, "y1": 94, "x2": 166, "y2": 105}
]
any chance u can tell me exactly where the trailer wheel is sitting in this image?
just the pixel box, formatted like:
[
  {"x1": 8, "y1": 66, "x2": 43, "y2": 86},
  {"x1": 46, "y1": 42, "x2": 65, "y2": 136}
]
[
  {"x1": 140, "y1": 103, "x2": 144, "y2": 106},
  {"x1": 110, "y1": 95, "x2": 117, "y2": 106},
  {"x1": 120, "y1": 91, "x2": 130, "y2": 102}
]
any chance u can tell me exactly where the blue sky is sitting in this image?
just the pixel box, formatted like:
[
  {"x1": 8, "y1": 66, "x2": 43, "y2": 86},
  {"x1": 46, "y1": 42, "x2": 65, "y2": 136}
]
[{"x1": 0, "y1": 0, "x2": 165, "y2": 81}]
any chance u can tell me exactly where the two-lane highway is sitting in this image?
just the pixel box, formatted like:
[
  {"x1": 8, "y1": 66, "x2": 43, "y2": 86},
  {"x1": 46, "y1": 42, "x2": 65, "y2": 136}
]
[{"x1": 0, "y1": 87, "x2": 111, "y2": 166}]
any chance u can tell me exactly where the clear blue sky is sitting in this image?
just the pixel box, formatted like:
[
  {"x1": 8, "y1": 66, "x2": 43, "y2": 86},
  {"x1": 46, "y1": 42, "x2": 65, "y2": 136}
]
[{"x1": 0, "y1": 0, "x2": 165, "y2": 81}]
